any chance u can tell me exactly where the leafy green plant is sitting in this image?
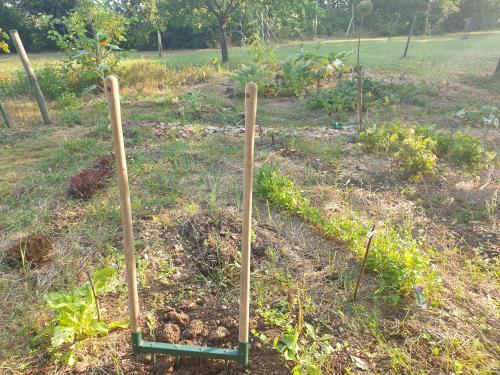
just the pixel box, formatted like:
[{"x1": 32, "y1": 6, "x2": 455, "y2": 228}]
[
  {"x1": 256, "y1": 164, "x2": 439, "y2": 303},
  {"x1": 281, "y1": 47, "x2": 351, "y2": 98},
  {"x1": 233, "y1": 42, "x2": 350, "y2": 98},
  {"x1": 233, "y1": 63, "x2": 277, "y2": 96},
  {"x1": 49, "y1": 0, "x2": 129, "y2": 91},
  {"x1": 0, "y1": 27, "x2": 10, "y2": 53},
  {"x1": 39, "y1": 268, "x2": 128, "y2": 366},
  {"x1": 309, "y1": 79, "x2": 432, "y2": 115},
  {"x1": 253, "y1": 294, "x2": 333, "y2": 375}
]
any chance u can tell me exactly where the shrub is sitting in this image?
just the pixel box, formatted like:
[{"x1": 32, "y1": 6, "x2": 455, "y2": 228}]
[
  {"x1": 35, "y1": 65, "x2": 72, "y2": 100},
  {"x1": 256, "y1": 164, "x2": 439, "y2": 303},
  {"x1": 395, "y1": 136, "x2": 437, "y2": 180},
  {"x1": 233, "y1": 63, "x2": 278, "y2": 97}
]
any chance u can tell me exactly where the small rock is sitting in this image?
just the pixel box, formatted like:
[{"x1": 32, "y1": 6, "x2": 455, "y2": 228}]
[
  {"x1": 209, "y1": 326, "x2": 231, "y2": 342},
  {"x1": 221, "y1": 304, "x2": 228, "y2": 310},
  {"x1": 161, "y1": 323, "x2": 181, "y2": 343},
  {"x1": 183, "y1": 319, "x2": 208, "y2": 339},
  {"x1": 166, "y1": 310, "x2": 189, "y2": 326}
]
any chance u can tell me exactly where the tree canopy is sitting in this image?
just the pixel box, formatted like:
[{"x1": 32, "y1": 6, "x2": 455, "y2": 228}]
[{"x1": 1, "y1": 0, "x2": 499, "y2": 57}]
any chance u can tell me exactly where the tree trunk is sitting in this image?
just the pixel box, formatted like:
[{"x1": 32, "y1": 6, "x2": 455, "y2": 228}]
[
  {"x1": 218, "y1": 20, "x2": 229, "y2": 64},
  {"x1": 495, "y1": 57, "x2": 500, "y2": 78},
  {"x1": 157, "y1": 31, "x2": 162, "y2": 58}
]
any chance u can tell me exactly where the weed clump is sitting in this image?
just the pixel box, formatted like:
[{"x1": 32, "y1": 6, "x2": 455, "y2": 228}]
[
  {"x1": 68, "y1": 154, "x2": 114, "y2": 199},
  {"x1": 360, "y1": 122, "x2": 495, "y2": 178},
  {"x1": 256, "y1": 164, "x2": 440, "y2": 303}
]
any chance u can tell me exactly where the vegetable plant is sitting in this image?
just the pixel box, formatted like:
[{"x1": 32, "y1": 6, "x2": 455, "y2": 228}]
[{"x1": 38, "y1": 267, "x2": 128, "y2": 366}]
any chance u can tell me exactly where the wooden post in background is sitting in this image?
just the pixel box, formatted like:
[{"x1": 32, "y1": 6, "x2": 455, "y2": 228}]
[
  {"x1": 157, "y1": 31, "x2": 163, "y2": 57},
  {"x1": 402, "y1": 15, "x2": 417, "y2": 58},
  {"x1": 105, "y1": 75, "x2": 140, "y2": 334},
  {"x1": 239, "y1": 83, "x2": 258, "y2": 351},
  {"x1": 9, "y1": 30, "x2": 52, "y2": 125}
]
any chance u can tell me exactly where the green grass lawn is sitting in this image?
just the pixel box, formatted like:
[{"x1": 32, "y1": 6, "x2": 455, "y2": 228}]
[{"x1": 1, "y1": 31, "x2": 499, "y2": 81}]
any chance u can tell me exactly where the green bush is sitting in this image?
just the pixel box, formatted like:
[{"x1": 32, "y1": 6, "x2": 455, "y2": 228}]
[
  {"x1": 395, "y1": 136, "x2": 437, "y2": 179},
  {"x1": 233, "y1": 63, "x2": 277, "y2": 96},
  {"x1": 256, "y1": 164, "x2": 439, "y2": 303},
  {"x1": 36, "y1": 65, "x2": 72, "y2": 100}
]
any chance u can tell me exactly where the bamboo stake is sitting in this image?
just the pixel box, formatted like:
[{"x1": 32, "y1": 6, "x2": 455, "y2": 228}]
[
  {"x1": 105, "y1": 76, "x2": 140, "y2": 333},
  {"x1": 9, "y1": 30, "x2": 52, "y2": 125},
  {"x1": 402, "y1": 15, "x2": 417, "y2": 58},
  {"x1": 239, "y1": 83, "x2": 258, "y2": 347},
  {"x1": 353, "y1": 225, "x2": 376, "y2": 301}
]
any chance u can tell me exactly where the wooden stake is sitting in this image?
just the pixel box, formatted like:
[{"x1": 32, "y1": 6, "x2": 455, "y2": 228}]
[
  {"x1": 402, "y1": 15, "x2": 417, "y2": 58},
  {"x1": 105, "y1": 75, "x2": 140, "y2": 333},
  {"x1": 356, "y1": 66, "x2": 363, "y2": 132},
  {"x1": 353, "y1": 225, "x2": 376, "y2": 301},
  {"x1": 9, "y1": 30, "x2": 52, "y2": 125},
  {"x1": 239, "y1": 83, "x2": 258, "y2": 346}
]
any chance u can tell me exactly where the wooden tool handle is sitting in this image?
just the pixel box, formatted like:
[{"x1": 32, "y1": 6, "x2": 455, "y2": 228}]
[
  {"x1": 239, "y1": 83, "x2": 258, "y2": 344},
  {"x1": 105, "y1": 76, "x2": 140, "y2": 333}
]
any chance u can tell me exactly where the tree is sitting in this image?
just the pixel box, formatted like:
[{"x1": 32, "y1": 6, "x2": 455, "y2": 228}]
[
  {"x1": 49, "y1": 0, "x2": 129, "y2": 88},
  {"x1": 199, "y1": 0, "x2": 245, "y2": 63},
  {"x1": 143, "y1": 0, "x2": 169, "y2": 57}
]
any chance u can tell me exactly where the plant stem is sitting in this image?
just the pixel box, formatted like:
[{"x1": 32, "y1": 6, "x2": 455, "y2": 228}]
[{"x1": 86, "y1": 271, "x2": 101, "y2": 321}]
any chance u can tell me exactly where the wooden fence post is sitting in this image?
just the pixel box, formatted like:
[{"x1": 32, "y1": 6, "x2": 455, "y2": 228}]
[
  {"x1": 402, "y1": 15, "x2": 417, "y2": 58},
  {"x1": 9, "y1": 30, "x2": 52, "y2": 125}
]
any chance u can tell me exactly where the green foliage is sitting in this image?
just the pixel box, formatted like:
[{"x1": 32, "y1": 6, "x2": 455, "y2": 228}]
[
  {"x1": 453, "y1": 105, "x2": 499, "y2": 130},
  {"x1": 234, "y1": 63, "x2": 277, "y2": 96},
  {"x1": 309, "y1": 79, "x2": 432, "y2": 115},
  {"x1": 39, "y1": 268, "x2": 128, "y2": 366},
  {"x1": 35, "y1": 65, "x2": 72, "y2": 100},
  {"x1": 361, "y1": 122, "x2": 495, "y2": 175},
  {"x1": 49, "y1": 0, "x2": 129, "y2": 90},
  {"x1": 395, "y1": 136, "x2": 437, "y2": 180},
  {"x1": 0, "y1": 28, "x2": 9, "y2": 53},
  {"x1": 282, "y1": 47, "x2": 351, "y2": 98},
  {"x1": 256, "y1": 164, "x2": 439, "y2": 302},
  {"x1": 234, "y1": 43, "x2": 350, "y2": 98},
  {"x1": 253, "y1": 295, "x2": 333, "y2": 375}
]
